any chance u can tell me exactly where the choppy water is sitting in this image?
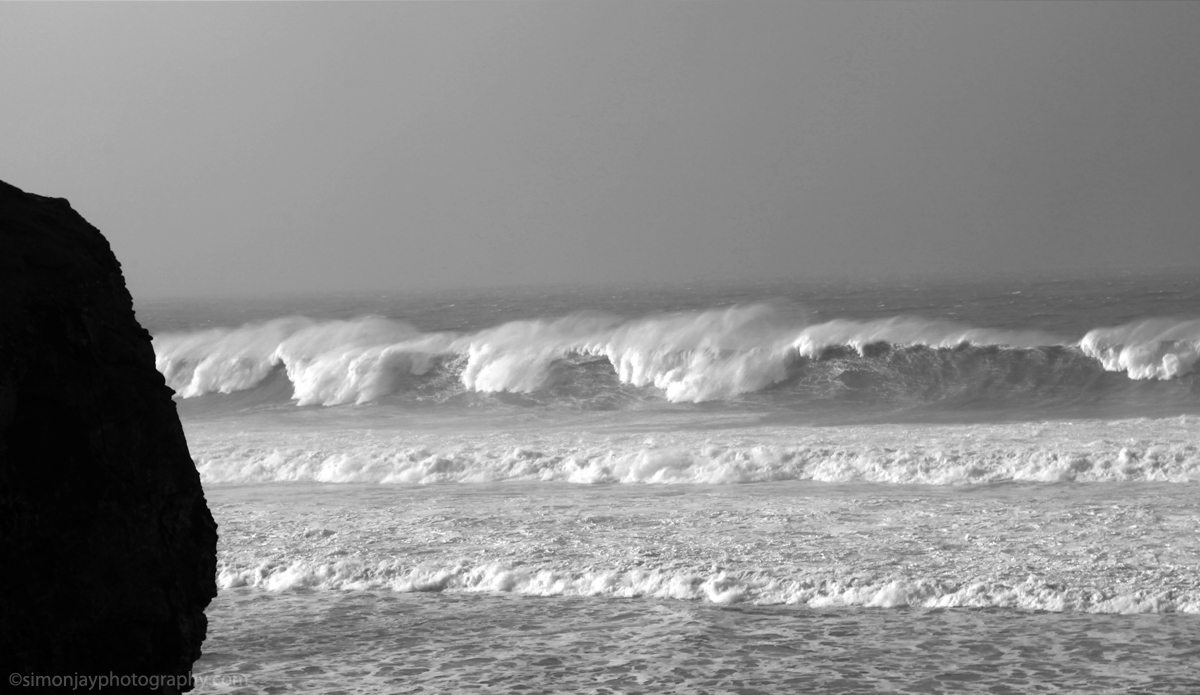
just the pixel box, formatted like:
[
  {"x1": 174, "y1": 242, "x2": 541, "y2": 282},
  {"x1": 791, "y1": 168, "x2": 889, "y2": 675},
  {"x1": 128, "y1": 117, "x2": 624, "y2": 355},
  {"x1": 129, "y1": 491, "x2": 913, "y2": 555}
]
[{"x1": 138, "y1": 272, "x2": 1200, "y2": 693}]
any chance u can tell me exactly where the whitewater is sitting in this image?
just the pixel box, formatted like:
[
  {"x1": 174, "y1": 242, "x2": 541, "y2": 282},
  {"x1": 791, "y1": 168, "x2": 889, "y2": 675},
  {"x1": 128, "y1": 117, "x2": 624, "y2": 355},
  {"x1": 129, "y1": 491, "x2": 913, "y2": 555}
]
[{"x1": 140, "y1": 273, "x2": 1200, "y2": 693}]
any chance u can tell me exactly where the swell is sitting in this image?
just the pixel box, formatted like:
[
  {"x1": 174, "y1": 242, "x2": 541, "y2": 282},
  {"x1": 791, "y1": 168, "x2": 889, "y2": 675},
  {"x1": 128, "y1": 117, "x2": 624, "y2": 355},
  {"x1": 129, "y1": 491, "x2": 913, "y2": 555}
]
[{"x1": 152, "y1": 305, "x2": 1200, "y2": 410}]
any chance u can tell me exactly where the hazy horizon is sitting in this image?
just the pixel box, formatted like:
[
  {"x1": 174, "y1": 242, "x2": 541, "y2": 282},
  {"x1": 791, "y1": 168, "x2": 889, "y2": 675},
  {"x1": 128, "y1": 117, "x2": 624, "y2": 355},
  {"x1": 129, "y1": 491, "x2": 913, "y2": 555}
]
[{"x1": 4, "y1": 1, "x2": 1199, "y2": 300}]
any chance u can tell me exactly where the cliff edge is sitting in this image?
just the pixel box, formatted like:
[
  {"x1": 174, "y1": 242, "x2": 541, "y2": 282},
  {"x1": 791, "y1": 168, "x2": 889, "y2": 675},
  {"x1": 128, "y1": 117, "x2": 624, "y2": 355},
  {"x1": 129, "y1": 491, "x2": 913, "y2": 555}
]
[{"x1": 0, "y1": 181, "x2": 217, "y2": 690}]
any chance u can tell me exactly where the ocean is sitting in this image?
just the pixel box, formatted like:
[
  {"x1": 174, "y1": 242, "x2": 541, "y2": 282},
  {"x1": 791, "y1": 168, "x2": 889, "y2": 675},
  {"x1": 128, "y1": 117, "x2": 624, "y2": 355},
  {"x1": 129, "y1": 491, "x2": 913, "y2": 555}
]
[{"x1": 137, "y1": 272, "x2": 1200, "y2": 694}]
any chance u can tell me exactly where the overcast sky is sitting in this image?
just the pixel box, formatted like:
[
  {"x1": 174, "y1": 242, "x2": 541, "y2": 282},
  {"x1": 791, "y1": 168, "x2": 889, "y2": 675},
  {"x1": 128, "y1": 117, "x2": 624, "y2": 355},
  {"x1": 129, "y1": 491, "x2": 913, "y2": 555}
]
[{"x1": 2, "y1": 2, "x2": 1198, "y2": 299}]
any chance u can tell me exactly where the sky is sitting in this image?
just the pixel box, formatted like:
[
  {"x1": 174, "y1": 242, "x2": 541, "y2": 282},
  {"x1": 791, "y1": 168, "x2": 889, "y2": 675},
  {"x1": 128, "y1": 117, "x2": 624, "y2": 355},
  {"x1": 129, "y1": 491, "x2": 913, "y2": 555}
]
[{"x1": 2, "y1": 1, "x2": 1199, "y2": 300}]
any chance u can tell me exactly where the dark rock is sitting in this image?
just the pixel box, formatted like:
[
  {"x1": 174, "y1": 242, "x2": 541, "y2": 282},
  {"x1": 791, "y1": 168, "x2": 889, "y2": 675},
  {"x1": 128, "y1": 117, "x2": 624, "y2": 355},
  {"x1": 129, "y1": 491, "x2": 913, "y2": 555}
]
[{"x1": 0, "y1": 180, "x2": 217, "y2": 691}]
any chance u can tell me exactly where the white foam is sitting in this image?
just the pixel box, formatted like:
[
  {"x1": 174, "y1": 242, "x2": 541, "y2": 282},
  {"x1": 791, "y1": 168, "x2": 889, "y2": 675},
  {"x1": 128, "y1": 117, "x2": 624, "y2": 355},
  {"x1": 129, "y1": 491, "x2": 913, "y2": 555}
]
[
  {"x1": 214, "y1": 560, "x2": 1199, "y2": 614},
  {"x1": 188, "y1": 418, "x2": 1200, "y2": 485}
]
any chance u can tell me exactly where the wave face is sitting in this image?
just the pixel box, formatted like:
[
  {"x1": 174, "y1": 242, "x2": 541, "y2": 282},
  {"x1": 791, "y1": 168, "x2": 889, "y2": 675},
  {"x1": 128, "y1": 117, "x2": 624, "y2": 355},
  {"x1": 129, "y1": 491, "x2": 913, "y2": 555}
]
[{"x1": 153, "y1": 305, "x2": 1199, "y2": 418}]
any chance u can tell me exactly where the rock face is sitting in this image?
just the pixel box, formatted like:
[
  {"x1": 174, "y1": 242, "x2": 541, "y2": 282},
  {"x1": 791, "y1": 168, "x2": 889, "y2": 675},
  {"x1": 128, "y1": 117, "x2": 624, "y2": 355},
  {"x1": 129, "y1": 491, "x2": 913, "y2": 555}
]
[{"x1": 0, "y1": 181, "x2": 217, "y2": 689}]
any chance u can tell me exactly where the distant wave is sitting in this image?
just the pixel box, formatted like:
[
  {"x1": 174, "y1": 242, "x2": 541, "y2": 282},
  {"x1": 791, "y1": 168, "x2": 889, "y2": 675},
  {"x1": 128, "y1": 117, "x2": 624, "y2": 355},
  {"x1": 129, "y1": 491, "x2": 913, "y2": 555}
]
[{"x1": 152, "y1": 305, "x2": 1200, "y2": 408}]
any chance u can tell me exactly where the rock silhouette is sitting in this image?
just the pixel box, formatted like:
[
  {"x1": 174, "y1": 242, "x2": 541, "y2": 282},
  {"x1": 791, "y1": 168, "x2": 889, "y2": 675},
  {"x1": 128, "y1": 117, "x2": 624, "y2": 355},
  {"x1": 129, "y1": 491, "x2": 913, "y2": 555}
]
[{"x1": 0, "y1": 180, "x2": 217, "y2": 691}]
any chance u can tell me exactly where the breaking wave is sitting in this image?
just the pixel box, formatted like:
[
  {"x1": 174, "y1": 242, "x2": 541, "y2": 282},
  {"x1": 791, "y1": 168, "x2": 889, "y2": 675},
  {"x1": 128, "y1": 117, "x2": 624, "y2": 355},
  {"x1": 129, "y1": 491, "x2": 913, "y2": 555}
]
[
  {"x1": 152, "y1": 305, "x2": 1200, "y2": 409},
  {"x1": 189, "y1": 419, "x2": 1200, "y2": 485},
  {"x1": 1079, "y1": 318, "x2": 1200, "y2": 380},
  {"x1": 216, "y1": 559, "x2": 1200, "y2": 614}
]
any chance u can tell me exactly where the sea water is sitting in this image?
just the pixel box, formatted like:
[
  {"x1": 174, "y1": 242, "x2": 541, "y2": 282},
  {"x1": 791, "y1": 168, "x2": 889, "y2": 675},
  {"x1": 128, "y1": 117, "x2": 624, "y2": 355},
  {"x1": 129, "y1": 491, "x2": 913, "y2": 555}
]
[{"x1": 138, "y1": 272, "x2": 1200, "y2": 693}]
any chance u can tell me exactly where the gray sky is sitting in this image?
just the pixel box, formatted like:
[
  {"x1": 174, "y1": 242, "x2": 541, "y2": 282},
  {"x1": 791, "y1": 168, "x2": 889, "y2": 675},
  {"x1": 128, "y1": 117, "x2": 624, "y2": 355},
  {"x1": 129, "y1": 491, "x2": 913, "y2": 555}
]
[{"x1": 2, "y1": 2, "x2": 1198, "y2": 299}]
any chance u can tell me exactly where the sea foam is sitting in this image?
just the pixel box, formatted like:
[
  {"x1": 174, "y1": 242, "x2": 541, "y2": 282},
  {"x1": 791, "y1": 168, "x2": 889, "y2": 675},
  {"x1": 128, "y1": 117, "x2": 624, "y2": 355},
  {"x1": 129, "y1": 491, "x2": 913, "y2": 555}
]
[
  {"x1": 187, "y1": 418, "x2": 1200, "y2": 485},
  {"x1": 214, "y1": 559, "x2": 1199, "y2": 614}
]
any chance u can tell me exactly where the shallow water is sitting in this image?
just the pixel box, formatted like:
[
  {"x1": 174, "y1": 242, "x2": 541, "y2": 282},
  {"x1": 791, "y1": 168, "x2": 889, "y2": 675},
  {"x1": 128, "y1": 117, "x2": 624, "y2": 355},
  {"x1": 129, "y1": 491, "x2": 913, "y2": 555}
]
[
  {"x1": 206, "y1": 480, "x2": 1200, "y2": 611},
  {"x1": 193, "y1": 478, "x2": 1200, "y2": 693},
  {"x1": 199, "y1": 590, "x2": 1200, "y2": 694}
]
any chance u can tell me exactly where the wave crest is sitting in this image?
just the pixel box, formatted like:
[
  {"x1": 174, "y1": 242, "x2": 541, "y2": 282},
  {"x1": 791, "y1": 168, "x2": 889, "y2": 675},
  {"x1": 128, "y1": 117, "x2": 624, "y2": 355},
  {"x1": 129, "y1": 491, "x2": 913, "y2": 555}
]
[
  {"x1": 1080, "y1": 318, "x2": 1200, "y2": 380},
  {"x1": 153, "y1": 306, "x2": 1199, "y2": 407}
]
